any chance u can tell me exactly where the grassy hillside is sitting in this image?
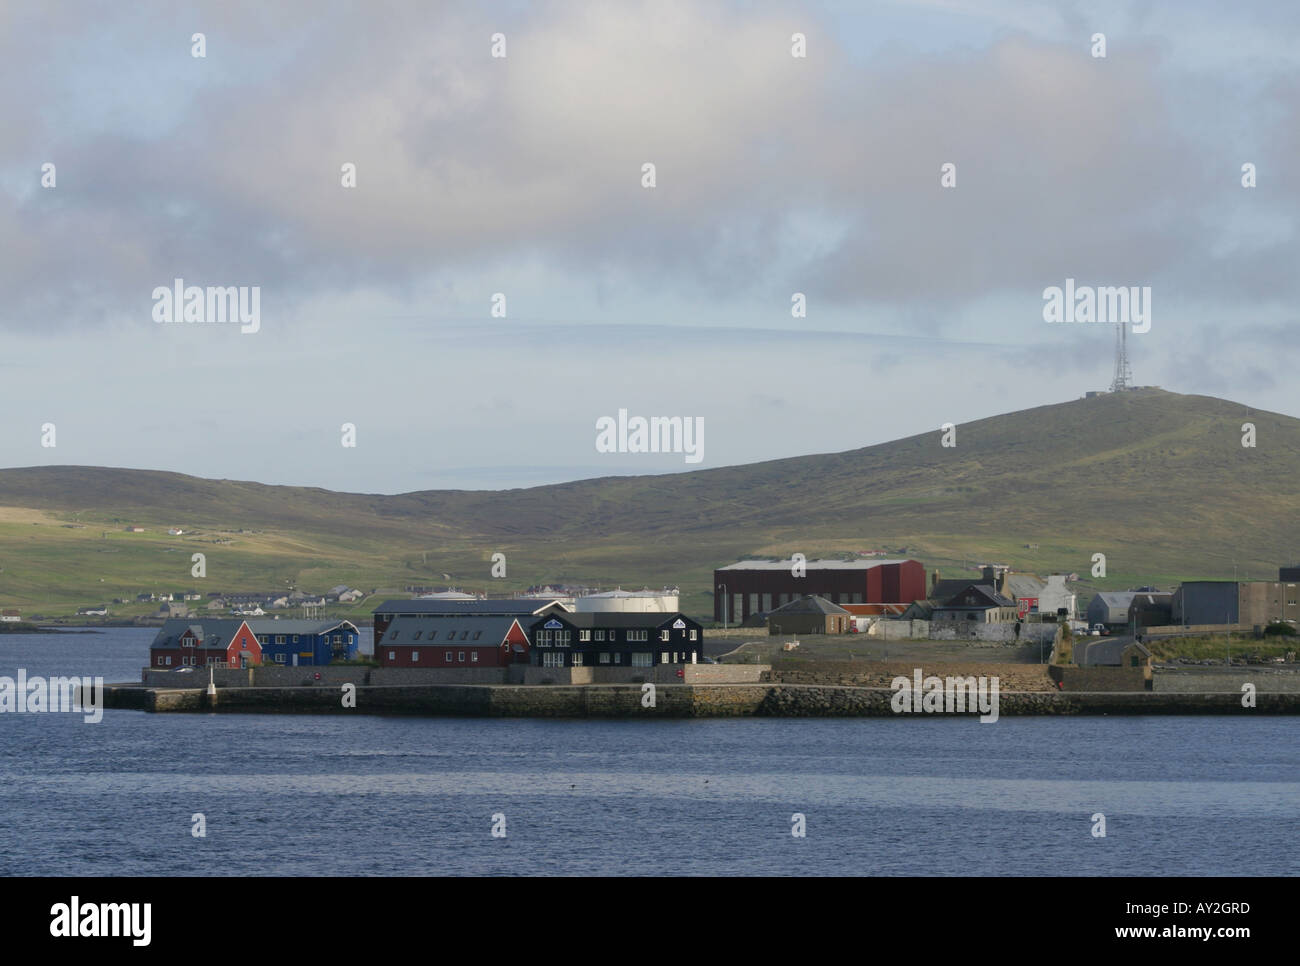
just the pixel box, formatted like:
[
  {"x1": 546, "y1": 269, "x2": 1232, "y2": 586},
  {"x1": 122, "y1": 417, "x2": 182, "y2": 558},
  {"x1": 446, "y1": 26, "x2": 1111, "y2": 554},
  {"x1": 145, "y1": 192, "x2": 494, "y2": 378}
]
[{"x1": 0, "y1": 389, "x2": 1296, "y2": 618}]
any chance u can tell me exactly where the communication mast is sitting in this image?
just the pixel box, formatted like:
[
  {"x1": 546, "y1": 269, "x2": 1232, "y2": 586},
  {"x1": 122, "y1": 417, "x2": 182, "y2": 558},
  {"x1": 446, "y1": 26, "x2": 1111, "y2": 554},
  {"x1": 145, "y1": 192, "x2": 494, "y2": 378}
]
[{"x1": 1109, "y1": 322, "x2": 1132, "y2": 393}]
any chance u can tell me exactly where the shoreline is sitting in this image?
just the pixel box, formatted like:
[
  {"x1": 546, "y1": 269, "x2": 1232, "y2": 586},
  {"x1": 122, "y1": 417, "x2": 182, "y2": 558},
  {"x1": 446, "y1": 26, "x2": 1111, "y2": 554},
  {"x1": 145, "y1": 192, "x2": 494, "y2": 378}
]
[{"x1": 95, "y1": 682, "x2": 1300, "y2": 717}]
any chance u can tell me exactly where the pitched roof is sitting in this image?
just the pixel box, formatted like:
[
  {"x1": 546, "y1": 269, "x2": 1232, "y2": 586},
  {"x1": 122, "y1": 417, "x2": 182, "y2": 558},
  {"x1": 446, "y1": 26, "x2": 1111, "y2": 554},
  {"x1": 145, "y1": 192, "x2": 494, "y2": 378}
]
[
  {"x1": 246, "y1": 619, "x2": 358, "y2": 636},
  {"x1": 939, "y1": 585, "x2": 1015, "y2": 609},
  {"x1": 373, "y1": 598, "x2": 566, "y2": 616},
  {"x1": 530, "y1": 612, "x2": 699, "y2": 629},
  {"x1": 768, "y1": 595, "x2": 851, "y2": 616},
  {"x1": 151, "y1": 618, "x2": 252, "y2": 650},
  {"x1": 1005, "y1": 575, "x2": 1046, "y2": 599},
  {"x1": 930, "y1": 578, "x2": 974, "y2": 600},
  {"x1": 382, "y1": 616, "x2": 521, "y2": 645}
]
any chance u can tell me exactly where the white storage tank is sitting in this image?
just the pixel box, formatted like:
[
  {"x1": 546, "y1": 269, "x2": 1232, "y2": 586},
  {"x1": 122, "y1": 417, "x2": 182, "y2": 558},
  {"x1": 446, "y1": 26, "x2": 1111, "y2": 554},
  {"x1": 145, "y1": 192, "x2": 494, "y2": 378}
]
[{"x1": 574, "y1": 588, "x2": 680, "y2": 613}]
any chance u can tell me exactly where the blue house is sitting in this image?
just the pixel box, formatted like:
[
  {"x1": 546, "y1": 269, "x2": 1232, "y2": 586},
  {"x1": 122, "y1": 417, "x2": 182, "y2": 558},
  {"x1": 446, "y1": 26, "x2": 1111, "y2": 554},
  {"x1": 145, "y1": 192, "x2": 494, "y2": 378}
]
[{"x1": 249, "y1": 619, "x2": 360, "y2": 666}]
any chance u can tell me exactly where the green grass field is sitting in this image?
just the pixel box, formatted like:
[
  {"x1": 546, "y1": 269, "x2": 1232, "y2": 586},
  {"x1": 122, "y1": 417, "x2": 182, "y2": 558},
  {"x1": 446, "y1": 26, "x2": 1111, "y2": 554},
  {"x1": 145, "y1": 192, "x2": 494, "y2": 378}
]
[{"x1": 1, "y1": 388, "x2": 1298, "y2": 617}]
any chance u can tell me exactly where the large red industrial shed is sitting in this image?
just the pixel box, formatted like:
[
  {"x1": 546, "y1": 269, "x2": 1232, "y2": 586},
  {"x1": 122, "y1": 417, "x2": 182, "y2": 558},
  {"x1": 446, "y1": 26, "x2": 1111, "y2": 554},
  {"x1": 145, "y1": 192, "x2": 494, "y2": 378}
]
[{"x1": 712, "y1": 558, "x2": 927, "y2": 623}]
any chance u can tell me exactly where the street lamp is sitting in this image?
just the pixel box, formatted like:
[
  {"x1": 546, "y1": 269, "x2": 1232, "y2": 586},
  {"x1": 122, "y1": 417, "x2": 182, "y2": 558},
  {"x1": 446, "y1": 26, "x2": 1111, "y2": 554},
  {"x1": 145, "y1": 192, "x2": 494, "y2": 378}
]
[{"x1": 716, "y1": 583, "x2": 728, "y2": 630}]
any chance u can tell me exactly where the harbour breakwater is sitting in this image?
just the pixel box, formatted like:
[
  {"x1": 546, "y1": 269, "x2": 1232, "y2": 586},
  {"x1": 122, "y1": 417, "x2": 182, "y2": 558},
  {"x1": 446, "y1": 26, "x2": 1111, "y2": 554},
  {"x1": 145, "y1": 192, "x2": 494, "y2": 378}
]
[{"x1": 95, "y1": 683, "x2": 1300, "y2": 717}]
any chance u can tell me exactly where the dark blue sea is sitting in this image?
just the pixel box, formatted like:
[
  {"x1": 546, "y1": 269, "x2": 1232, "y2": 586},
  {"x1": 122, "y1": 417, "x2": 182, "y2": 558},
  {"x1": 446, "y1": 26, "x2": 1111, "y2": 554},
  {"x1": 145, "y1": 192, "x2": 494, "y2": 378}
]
[{"x1": 0, "y1": 628, "x2": 1296, "y2": 876}]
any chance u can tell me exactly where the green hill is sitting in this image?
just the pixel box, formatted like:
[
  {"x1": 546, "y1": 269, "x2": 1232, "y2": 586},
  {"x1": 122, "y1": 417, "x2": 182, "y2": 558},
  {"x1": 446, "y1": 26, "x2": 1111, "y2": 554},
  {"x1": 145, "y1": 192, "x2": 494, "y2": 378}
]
[{"x1": 0, "y1": 388, "x2": 1295, "y2": 618}]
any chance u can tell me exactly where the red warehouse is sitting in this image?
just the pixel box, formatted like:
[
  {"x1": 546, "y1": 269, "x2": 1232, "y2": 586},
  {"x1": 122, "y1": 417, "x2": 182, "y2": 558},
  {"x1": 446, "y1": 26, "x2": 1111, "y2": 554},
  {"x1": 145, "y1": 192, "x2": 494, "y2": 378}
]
[{"x1": 712, "y1": 558, "x2": 927, "y2": 623}]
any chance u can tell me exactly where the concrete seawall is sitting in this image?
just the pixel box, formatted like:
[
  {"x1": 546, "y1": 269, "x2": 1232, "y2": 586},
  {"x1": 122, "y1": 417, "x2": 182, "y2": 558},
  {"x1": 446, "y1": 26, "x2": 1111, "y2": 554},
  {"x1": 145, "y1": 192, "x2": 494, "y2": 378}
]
[{"x1": 96, "y1": 683, "x2": 1300, "y2": 717}]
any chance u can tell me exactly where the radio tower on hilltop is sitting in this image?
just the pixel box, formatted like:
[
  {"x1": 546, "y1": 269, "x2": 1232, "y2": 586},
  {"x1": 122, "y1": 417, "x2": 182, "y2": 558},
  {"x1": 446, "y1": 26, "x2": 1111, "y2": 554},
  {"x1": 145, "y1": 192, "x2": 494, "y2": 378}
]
[{"x1": 1109, "y1": 322, "x2": 1132, "y2": 393}]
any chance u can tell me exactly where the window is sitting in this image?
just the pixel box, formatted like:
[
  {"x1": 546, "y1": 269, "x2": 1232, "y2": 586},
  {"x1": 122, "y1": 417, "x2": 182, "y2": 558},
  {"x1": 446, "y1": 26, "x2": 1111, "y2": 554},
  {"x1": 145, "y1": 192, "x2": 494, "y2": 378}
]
[
  {"x1": 258, "y1": 635, "x2": 269, "y2": 644},
  {"x1": 595, "y1": 630, "x2": 605, "y2": 641},
  {"x1": 389, "y1": 630, "x2": 398, "y2": 640},
  {"x1": 579, "y1": 630, "x2": 591, "y2": 642},
  {"x1": 613, "y1": 653, "x2": 621, "y2": 665},
  {"x1": 332, "y1": 635, "x2": 341, "y2": 644},
  {"x1": 661, "y1": 652, "x2": 669, "y2": 664},
  {"x1": 660, "y1": 630, "x2": 670, "y2": 641},
  {"x1": 276, "y1": 635, "x2": 286, "y2": 644},
  {"x1": 690, "y1": 629, "x2": 697, "y2": 640},
  {"x1": 428, "y1": 630, "x2": 437, "y2": 640},
  {"x1": 413, "y1": 631, "x2": 422, "y2": 641},
  {"x1": 471, "y1": 652, "x2": 478, "y2": 663},
  {"x1": 460, "y1": 631, "x2": 469, "y2": 641},
  {"x1": 388, "y1": 650, "x2": 395, "y2": 661},
  {"x1": 472, "y1": 631, "x2": 481, "y2": 640},
  {"x1": 458, "y1": 651, "x2": 465, "y2": 662},
  {"x1": 631, "y1": 652, "x2": 652, "y2": 667},
  {"x1": 241, "y1": 640, "x2": 248, "y2": 649},
  {"x1": 538, "y1": 630, "x2": 550, "y2": 644},
  {"x1": 274, "y1": 654, "x2": 286, "y2": 664},
  {"x1": 599, "y1": 652, "x2": 610, "y2": 664},
  {"x1": 542, "y1": 652, "x2": 564, "y2": 668},
  {"x1": 165, "y1": 656, "x2": 172, "y2": 666},
  {"x1": 572, "y1": 653, "x2": 583, "y2": 666},
  {"x1": 157, "y1": 657, "x2": 164, "y2": 666},
  {"x1": 412, "y1": 651, "x2": 419, "y2": 662},
  {"x1": 445, "y1": 652, "x2": 452, "y2": 662},
  {"x1": 293, "y1": 635, "x2": 299, "y2": 643}
]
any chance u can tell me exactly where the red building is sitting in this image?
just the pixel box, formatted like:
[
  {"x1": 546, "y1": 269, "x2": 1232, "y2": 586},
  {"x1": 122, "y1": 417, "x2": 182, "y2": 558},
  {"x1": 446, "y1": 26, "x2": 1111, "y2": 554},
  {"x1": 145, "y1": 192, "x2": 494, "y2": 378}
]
[
  {"x1": 712, "y1": 558, "x2": 927, "y2": 623},
  {"x1": 377, "y1": 616, "x2": 531, "y2": 667},
  {"x1": 150, "y1": 619, "x2": 263, "y2": 668}
]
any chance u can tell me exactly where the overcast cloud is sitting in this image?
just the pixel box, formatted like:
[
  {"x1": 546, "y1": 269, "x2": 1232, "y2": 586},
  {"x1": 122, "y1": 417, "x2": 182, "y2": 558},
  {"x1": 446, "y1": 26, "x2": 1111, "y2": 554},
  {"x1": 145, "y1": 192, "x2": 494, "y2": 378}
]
[{"x1": 2, "y1": 0, "x2": 1296, "y2": 491}]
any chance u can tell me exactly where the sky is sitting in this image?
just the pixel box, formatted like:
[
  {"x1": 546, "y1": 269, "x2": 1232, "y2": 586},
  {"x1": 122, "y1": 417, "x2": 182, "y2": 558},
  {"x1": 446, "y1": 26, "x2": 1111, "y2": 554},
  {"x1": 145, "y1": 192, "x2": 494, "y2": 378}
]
[{"x1": 2, "y1": 0, "x2": 1296, "y2": 493}]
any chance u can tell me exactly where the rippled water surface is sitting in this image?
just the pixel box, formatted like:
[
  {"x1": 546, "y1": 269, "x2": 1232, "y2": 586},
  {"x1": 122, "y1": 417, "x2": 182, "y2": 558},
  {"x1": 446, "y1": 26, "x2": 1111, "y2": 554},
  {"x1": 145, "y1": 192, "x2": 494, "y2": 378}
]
[{"x1": 1, "y1": 628, "x2": 1296, "y2": 875}]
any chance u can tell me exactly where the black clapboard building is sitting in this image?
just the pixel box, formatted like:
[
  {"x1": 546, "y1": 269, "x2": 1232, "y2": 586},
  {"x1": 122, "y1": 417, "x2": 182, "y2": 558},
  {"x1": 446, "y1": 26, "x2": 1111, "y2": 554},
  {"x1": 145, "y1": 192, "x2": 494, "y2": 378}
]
[{"x1": 528, "y1": 612, "x2": 703, "y2": 669}]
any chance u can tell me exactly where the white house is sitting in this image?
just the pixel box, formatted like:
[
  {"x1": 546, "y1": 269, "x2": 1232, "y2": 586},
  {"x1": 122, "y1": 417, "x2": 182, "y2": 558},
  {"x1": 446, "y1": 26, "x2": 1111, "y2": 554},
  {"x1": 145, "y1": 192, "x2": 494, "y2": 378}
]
[{"x1": 1037, "y1": 575, "x2": 1077, "y2": 620}]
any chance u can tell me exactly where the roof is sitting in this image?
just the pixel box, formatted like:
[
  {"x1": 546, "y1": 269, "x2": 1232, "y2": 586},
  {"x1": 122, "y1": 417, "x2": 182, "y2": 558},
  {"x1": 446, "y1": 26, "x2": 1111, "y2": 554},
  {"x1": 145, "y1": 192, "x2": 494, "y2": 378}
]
[
  {"x1": 930, "y1": 578, "x2": 974, "y2": 600},
  {"x1": 717, "y1": 558, "x2": 912, "y2": 571},
  {"x1": 939, "y1": 585, "x2": 1015, "y2": 609},
  {"x1": 1079, "y1": 640, "x2": 1151, "y2": 666},
  {"x1": 1005, "y1": 575, "x2": 1046, "y2": 599},
  {"x1": 382, "y1": 615, "x2": 521, "y2": 645},
  {"x1": 530, "y1": 612, "x2": 699, "y2": 629},
  {"x1": 151, "y1": 618, "x2": 252, "y2": 650},
  {"x1": 768, "y1": 595, "x2": 851, "y2": 616},
  {"x1": 373, "y1": 598, "x2": 566, "y2": 616},
  {"x1": 1095, "y1": 592, "x2": 1140, "y2": 608},
  {"x1": 246, "y1": 619, "x2": 358, "y2": 636}
]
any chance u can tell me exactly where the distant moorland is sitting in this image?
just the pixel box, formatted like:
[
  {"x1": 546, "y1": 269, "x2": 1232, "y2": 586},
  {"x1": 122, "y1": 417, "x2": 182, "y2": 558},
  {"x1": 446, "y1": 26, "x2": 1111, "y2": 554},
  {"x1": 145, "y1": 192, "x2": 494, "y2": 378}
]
[{"x1": 0, "y1": 388, "x2": 1295, "y2": 618}]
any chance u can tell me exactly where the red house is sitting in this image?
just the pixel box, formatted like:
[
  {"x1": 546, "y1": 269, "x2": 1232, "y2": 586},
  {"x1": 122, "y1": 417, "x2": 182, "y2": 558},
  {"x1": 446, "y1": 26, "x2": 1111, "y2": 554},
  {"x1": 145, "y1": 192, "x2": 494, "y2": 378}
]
[
  {"x1": 377, "y1": 616, "x2": 530, "y2": 667},
  {"x1": 150, "y1": 619, "x2": 263, "y2": 668}
]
